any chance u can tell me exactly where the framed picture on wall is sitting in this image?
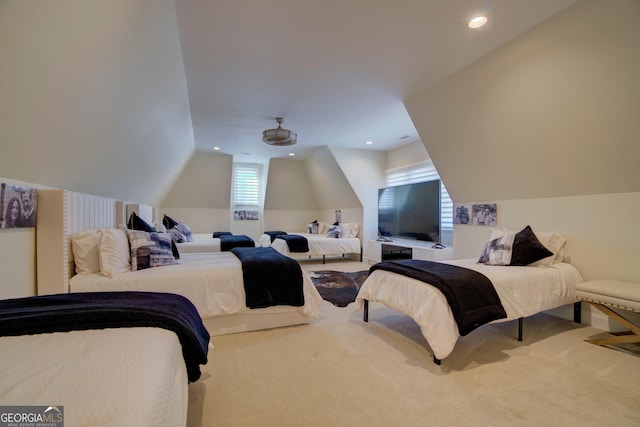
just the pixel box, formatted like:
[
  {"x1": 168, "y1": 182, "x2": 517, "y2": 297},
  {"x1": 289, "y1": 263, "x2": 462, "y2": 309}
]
[
  {"x1": 0, "y1": 183, "x2": 38, "y2": 229},
  {"x1": 471, "y1": 203, "x2": 497, "y2": 226},
  {"x1": 453, "y1": 203, "x2": 472, "y2": 225}
]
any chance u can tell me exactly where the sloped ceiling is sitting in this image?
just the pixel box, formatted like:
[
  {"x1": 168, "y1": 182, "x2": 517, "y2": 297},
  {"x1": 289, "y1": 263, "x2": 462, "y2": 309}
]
[
  {"x1": 406, "y1": 0, "x2": 640, "y2": 202},
  {"x1": 0, "y1": 0, "x2": 194, "y2": 205}
]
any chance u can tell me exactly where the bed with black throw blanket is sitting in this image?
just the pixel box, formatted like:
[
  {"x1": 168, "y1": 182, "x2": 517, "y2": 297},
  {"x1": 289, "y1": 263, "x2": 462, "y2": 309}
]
[
  {"x1": 275, "y1": 234, "x2": 310, "y2": 253},
  {"x1": 356, "y1": 258, "x2": 583, "y2": 363},
  {"x1": 231, "y1": 247, "x2": 305, "y2": 309},
  {"x1": 0, "y1": 291, "x2": 210, "y2": 382},
  {"x1": 369, "y1": 260, "x2": 506, "y2": 336},
  {"x1": 0, "y1": 291, "x2": 209, "y2": 425},
  {"x1": 219, "y1": 233, "x2": 256, "y2": 251}
]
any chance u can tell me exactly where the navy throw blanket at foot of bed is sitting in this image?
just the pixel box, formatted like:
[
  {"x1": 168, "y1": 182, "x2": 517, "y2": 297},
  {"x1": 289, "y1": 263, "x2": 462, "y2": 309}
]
[
  {"x1": 369, "y1": 260, "x2": 506, "y2": 336},
  {"x1": 220, "y1": 234, "x2": 256, "y2": 251},
  {"x1": 231, "y1": 247, "x2": 305, "y2": 309},
  {"x1": 0, "y1": 291, "x2": 210, "y2": 382},
  {"x1": 276, "y1": 234, "x2": 309, "y2": 253},
  {"x1": 264, "y1": 230, "x2": 288, "y2": 243}
]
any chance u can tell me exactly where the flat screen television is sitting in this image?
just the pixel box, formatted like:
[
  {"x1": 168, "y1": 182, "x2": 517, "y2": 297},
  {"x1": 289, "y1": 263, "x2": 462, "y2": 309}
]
[{"x1": 377, "y1": 180, "x2": 441, "y2": 243}]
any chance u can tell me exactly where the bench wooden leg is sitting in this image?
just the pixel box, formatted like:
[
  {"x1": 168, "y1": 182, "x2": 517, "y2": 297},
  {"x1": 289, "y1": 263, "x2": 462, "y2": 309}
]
[{"x1": 586, "y1": 303, "x2": 640, "y2": 346}]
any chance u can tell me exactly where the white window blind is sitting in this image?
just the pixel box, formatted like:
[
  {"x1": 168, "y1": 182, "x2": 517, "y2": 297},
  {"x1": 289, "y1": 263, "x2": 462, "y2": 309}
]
[
  {"x1": 233, "y1": 163, "x2": 261, "y2": 207},
  {"x1": 386, "y1": 161, "x2": 453, "y2": 231}
]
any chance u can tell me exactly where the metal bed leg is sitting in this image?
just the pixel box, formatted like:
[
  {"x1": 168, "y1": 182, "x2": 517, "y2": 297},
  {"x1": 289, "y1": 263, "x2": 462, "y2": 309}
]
[
  {"x1": 574, "y1": 301, "x2": 582, "y2": 323},
  {"x1": 518, "y1": 317, "x2": 523, "y2": 342},
  {"x1": 433, "y1": 356, "x2": 441, "y2": 365},
  {"x1": 363, "y1": 300, "x2": 369, "y2": 322},
  {"x1": 360, "y1": 247, "x2": 363, "y2": 262},
  {"x1": 322, "y1": 255, "x2": 326, "y2": 264}
]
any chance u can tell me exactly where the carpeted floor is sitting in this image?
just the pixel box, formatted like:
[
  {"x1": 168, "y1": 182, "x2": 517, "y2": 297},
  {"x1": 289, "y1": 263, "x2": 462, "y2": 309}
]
[{"x1": 186, "y1": 260, "x2": 640, "y2": 426}]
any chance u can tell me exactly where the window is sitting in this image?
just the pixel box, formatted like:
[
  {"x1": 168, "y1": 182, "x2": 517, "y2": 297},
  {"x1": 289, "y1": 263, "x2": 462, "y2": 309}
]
[
  {"x1": 233, "y1": 163, "x2": 261, "y2": 207},
  {"x1": 385, "y1": 161, "x2": 453, "y2": 231}
]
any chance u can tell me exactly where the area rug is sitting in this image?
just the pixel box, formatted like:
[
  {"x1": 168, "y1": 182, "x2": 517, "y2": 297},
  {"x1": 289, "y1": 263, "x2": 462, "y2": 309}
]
[{"x1": 309, "y1": 270, "x2": 369, "y2": 307}]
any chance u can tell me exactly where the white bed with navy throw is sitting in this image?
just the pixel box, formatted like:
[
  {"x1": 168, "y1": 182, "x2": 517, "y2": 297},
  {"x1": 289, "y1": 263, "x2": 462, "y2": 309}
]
[{"x1": 356, "y1": 226, "x2": 584, "y2": 362}]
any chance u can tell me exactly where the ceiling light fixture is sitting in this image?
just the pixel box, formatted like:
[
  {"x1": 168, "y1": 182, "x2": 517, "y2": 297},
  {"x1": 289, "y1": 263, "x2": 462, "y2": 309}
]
[
  {"x1": 468, "y1": 15, "x2": 487, "y2": 29},
  {"x1": 262, "y1": 117, "x2": 297, "y2": 146}
]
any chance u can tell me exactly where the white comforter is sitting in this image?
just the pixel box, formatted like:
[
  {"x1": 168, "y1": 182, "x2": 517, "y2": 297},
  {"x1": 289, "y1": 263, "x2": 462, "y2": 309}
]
[
  {"x1": 176, "y1": 233, "x2": 221, "y2": 254},
  {"x1": 70, "y1": 252, "x2": 322, "y2": 319},
  {"x1": 0, "y1": 327, "x2": 189, "y2": 426},
  {"x1": 264, "y1": 233, "x2": 361, "y2": 258},
  {"x1": 355, "y1": 259, "x2": 584, "y2": 360}
]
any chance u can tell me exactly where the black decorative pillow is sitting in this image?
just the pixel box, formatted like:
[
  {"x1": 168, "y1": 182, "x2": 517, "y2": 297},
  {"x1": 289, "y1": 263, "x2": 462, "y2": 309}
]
[
  {"x1": 213, "y1": 231, "x2": 232, "y2": 238},
  {"x1": 509, "y1": 225, "x2": 554, "y2": 266},
  {"x1": 162, "y1": 214, "x2": 179, "y2": 230},
  {"x1": 479, "y1": 225, "x2": 553, "y2": 266},
  {"x1": 127, "y1": 212, "x2": 156, "y2": 233},
  {"x1": 126, "y1": 230, "x2": 178, "y2": 271}
]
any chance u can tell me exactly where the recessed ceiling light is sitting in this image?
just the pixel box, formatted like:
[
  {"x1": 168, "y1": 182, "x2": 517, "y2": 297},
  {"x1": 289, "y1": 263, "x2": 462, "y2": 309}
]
[
  {"x1": 468, "y1": 16, "x2": 487, "y2": 29},
  {"x1": 365, "y1": 141, "x2": 373, "y2": 145},
  {"x1": 213, "y1": 146, "x2": 220, "y2": 150},
  {"x1": 288, "y1": 153, "x2": 295, "y2": 157}
]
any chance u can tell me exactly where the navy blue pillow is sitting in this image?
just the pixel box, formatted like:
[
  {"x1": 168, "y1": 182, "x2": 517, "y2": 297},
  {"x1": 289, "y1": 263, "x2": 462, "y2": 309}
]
[
  {"x1": 163, "y1": 214, "x2": 179, "y2": 230},
  {"x1": 509, "y1": 225, "x2": 553, "y2": 266},
  {"x1": 127, "y1": 212, "x2": 156, "y2": 233}
]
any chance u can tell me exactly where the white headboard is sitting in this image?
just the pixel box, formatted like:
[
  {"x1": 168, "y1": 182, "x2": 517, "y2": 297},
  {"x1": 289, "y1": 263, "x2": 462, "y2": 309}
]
[{"x1": 36, "y1": 189, "x2": 123, "y2": 295}]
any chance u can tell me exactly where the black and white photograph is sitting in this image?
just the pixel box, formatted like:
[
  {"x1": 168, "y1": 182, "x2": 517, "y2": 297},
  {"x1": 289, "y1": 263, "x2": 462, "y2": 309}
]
[
  {"x1": 0, "y1": 183, "x2": 37, "y2": 229},
  {"x1": 335, "y1": 209, "x2": 342, "y2": 224},
  {"x1": 234, "y1": 210, "x2": 259, "y2": 221},
  {"x1": 453, "y1": 203, "x2": 472, "y2": 224},
  {"x1": 472, "y1": 203, "x2": 497, "y2": 226}
]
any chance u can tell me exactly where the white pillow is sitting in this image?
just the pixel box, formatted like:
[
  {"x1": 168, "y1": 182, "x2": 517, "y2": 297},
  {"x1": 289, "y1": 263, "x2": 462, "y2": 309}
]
[
  {"x1": 488, "y1": 227, "x2": 566, "y2": 266},
  {"x1": 71, "y1": 229, "x2": 101, "y2": 274},
  {"x1": 98, "y1": 228, "x2": 131, "y2": 277},
  {"x1": 341, "y1": 223, "x2": 359, "y2": 238},
  {"x1": 153, "y1": 222, "x2": 167, "y2": 233},
  {"x1": 318, "y1": 222, "x2": 330, "y2": 235}
]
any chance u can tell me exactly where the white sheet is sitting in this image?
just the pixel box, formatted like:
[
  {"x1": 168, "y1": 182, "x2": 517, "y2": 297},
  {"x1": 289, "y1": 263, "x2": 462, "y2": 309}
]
[
  {"x1": 355, "y1": 259, "x2": 584, "y2": 360},
  {"x1": 70, "y1": 252, "x2": 323, "y2": 320},
  {"x1": 0, "y1": 327, "x2": 189, "y2": 426},
  {"x1": 176, "y1": 233, "x2": 221, "y2": 254},
  {"x1": 267, "y1": 233, "x2": 361, "y2": 259}
]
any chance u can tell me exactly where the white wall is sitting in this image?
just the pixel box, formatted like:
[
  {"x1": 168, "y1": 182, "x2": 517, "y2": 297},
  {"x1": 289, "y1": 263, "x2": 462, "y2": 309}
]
[
  {"x1": 405, "y1": 0, "x2": 640, "y2": 203},
  {"x1": 0, "y1": 0, "x2": 194, "y2": 206}
]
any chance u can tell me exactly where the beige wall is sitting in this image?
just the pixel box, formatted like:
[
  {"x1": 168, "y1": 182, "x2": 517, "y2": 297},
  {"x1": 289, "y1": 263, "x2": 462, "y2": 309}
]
[
  {"x1": 162, "y1": 152, "x2": 233, "y2": 209},
  {"x1": 264, "y1": 158, "x2": 318, "y2": 210},
  {"x1": 405, "y1": 0, "x2": 640, "y2": 203},
  {"x1": 0, "y1": 0, "x2": 194, "y2": 206}
]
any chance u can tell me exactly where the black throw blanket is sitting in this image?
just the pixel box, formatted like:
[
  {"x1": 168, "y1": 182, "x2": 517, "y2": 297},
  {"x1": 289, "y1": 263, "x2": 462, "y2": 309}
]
[
  {"x1": 264, "y1": 230, "x2": 288, "y2": 243},
  {"x1": 0, "y1": 291, "x2": 210, "y2": 382},
  {"x1": 276, "y1": 234, "x2": 309, "y2": 253},
  {"x1": 369, "y1": 260, "x2": 506, "y2": 336},
  {"x1": 219, "y1": 234, "x2": 255, "y2": 251},
  {"x1": 231, "y1": 247, "x2": 305, "y2": 309}
]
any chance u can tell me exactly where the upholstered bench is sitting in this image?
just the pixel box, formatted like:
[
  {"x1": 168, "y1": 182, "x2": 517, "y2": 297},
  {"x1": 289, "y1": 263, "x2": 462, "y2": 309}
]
[{"x1": 575, "y1": 279, "x2": 640, "y2": 346}]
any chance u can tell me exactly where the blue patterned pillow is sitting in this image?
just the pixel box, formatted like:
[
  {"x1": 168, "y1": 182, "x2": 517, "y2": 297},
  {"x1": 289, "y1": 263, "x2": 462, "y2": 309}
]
[
  {"x1": 174, "y1": 222, "x2": 193, "y2": 242},
  {"x1": 326, "y1": 225, "x2": 343, "y2": 238},
  {"x1": 126, "y1": 230, "x2": 178, "y2": 271},
  {"x1": 168, "y1": 227, "x2": 187, "y2": 243}
]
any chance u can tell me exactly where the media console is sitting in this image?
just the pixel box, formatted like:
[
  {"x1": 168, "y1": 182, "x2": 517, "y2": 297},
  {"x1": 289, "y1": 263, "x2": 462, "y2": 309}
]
[{"x1": 368, "y1": 239, "x2": 453, "y2": 263}]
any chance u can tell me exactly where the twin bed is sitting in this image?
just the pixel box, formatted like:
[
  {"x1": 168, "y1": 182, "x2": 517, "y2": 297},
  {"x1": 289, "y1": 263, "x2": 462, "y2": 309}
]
[
  {"x1": 356, "y1": 226, "x2": 584, "y2": 363},
  {"x1": 258, "y1": 222, "x2": 362, "y2": 263}
]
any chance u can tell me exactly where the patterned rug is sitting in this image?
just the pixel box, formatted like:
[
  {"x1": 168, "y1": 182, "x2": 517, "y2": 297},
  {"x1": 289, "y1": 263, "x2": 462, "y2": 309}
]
[{"x1": 309, "y1": 270, "x2": 369, "y2": 307}]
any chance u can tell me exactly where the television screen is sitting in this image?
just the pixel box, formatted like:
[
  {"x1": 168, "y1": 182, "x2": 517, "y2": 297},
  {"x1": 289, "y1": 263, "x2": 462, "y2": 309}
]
[{"x1": 377, "y1": 180, "x2": 441, "y2": 243}]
